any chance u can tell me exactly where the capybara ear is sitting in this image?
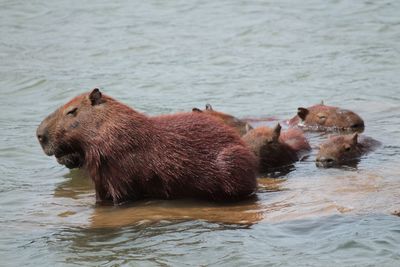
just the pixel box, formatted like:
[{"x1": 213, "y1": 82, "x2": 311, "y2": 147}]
[
  {"x1": 205, "y1": 104, "x2": 213, "y2": 111},
  {"x1": 192, "y1": 108, "x2": 202, "y2": 113},
  {"x1": 89, "y1": 88, "x2": 103, "y2": 106},
  {"x1": 245, "y1": 123, "x2": 252, "y2": 133},
  {"x1": 272, "y1": 123, "x2": 281, "y2": 141},
  {"x1": 352, "y1": 133, "x2": 358, "y2": 144},
  {"x1": 297, "y1": 107, "x2": 309, "y2": 120}
]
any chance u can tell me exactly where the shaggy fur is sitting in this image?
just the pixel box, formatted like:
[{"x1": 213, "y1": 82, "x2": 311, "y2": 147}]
[{"x1": 37, "y1": 89, "x2": 257, "y2": 204}]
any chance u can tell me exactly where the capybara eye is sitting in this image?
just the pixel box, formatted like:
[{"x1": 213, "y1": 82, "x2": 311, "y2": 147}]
[
  {"x1": 345, "y1": 146, "x2": 351, "y2": 152},
  {"x1": 66, "y1": 107, "x2": 78, "y2": 116}
]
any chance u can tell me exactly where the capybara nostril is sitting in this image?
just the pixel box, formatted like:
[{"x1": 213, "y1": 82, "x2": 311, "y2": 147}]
[
  {"x1": 36, "y1": 129, "x2": 48, "y2": 145},
  {"x1": 37, "y1": 121, "x2": 56, "y2": 156},
  {"x1": 317, "y1": 157, "x2": 334, "y2": 163},
  {"x1": 37, "y1": 133, "x2": 47, "y2": 144},
  {"x1": 316, "y1": 156, "x2": 336, "y2": 167},
  {"x1": 351, "y1": 123, "x2": 364, "y2": 129}
]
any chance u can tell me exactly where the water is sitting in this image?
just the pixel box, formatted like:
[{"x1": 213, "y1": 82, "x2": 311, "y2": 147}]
[{"x1": 1, "y1": 0, "x2": 400, "y2": 266}]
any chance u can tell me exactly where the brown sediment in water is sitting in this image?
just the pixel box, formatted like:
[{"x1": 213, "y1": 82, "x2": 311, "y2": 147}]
[
  {"x1": 88, "y1": 178, "x2": 289, "y2": 228},
  {"x1": 53, "y1": 168, "x2": 400, "y2": 228}
]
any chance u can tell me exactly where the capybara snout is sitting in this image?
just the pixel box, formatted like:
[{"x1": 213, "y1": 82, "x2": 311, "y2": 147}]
[
  {"x1": 37, "y1": 114, "x2": 55, "y2": 156},
  {"x1": 36, "y1": 126, "x2": 49, "y2": 152},
  {"x1": 315, "y1": 156, "x2": 336, "y2": 168}
]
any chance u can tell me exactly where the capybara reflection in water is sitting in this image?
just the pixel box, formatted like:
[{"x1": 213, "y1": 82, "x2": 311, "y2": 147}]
[
  {"x1": 288, "y1": 102, "x2": 365, "y2": 132},
  {"x1": 37, "y1": 89, "x2": 258, "y2": 204},
  {"x1": 192, "y1": 104, "x2": 252, "y2": 136},
  {"x1": 316, "y1": 133, "x2": 381, "y2": 168},
  {"x1": 242, "y1": 124, "x2": 311, "y2": 173}
]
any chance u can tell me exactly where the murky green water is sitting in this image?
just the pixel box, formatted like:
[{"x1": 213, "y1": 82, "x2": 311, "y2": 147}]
[{"x1": 1, "y1": 0, "x2": 400, "y2": 266}]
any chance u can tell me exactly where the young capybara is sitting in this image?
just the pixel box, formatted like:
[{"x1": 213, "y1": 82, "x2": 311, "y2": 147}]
[
  {"x1": 316, "y1": 133, "x2": 381, "y2": 168},
  {"x1": 192, "y1": 104, "x2": 252, "y2": 136},
  {"x1": 288, "y1": 102, "x2": 365, "y2": 132},
  {"x1": 242, "y1": 124, "x2": 311, "y2": 173},
  {"x1": 37, "y1": 89, "x2": 258, "y2": 204}
]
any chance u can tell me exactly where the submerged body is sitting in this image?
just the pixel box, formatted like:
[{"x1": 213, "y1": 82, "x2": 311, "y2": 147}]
[
  {"x1": 242, "y1": 124, "x2": 311, "y2": 173},
  {"x1": 288, "y1": 103, "x2": 365, "y2": 132},
  {"x1": 192, "y1": 104, "x2": 252, "y2": 136},
  {"x1": 37, "y1": 89, "x2": 257, "y2": 204},
  {"x1": 316, "y1": 133, "x2": 381, "y2": 168}
]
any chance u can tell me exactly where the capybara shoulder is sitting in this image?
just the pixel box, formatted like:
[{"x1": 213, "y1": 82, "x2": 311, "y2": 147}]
[
  {"x1": 242, "y1": 124, "x2": 310, "y2": 173},
  {"x1": 192, "y1": 104, "x2": 252, "y2": 136},
  {"x1": 288, "y1": 103, "x2": 365, "y2": 132},
  {"x1": 316, "y1": 133, "x2": 381, "y2": 168},
  {"x1": 37, "y1": 89, "x2": 257, "y2": 204}
]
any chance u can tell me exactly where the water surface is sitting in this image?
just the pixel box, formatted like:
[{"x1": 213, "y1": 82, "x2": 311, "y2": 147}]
[{"x1": 1, "y1": 0, "x2": 400, "y2": 266}]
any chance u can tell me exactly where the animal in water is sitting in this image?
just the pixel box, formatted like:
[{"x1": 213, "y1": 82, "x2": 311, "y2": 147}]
[
  {"x1": 288, "y1": 102, "x2": 365, "y2": 132},
  {"x1": 37, "y1": 89, "x2": 258, "y2": 204},
  {"x1": 316, "y1": 133, "x2": 381, "y2": 168},
  {"x1": 192, "y1": 104, "x2": 252, "y2": 136},
  {"x1": 242, "y1": 124, "x2": 311, "y2": 173}
]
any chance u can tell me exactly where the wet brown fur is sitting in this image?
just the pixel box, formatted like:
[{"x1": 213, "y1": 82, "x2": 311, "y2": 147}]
[
  {"x1": 192, "y1": 104, "x2": 252, "y2": 136},
  {"x1": 242, "y1": 124, "x2": 311, "y2": 173},
  {"x1": 316, "y1": 133, "x2": 381, "y2": 167},
  {"x1": 37, "y1": 89, "x2": 258, "y2": 204},
  {"x1": 288, "y1": 103, "x2": 364, "y2": 132}
]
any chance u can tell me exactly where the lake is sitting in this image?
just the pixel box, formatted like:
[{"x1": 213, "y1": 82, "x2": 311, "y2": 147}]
[{"x1": 1, "y1": 0, "x2": 400, "y2": 266}]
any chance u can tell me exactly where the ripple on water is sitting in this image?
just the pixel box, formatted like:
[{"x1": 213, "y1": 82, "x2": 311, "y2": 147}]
[{"x1": 1, "y1": 0, "x2": 400, "y2": 266}]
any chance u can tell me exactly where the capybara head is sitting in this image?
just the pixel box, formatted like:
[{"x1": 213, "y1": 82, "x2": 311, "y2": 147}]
[
  {"x1": 36, "y1": 89, "x2": 108, "y2": 168},
  {"x1": 290, "y1": 103, "x2": 364, "y2": 132},
  {"x1": 243, "y1": 124, "x2": 298, "y2": 171},
  {"x1": 192, "y1": 104, "x2": 252, "y2": 136},
  {"x1": 316, "y1": 133, "x2": 361, "y2": 168}
]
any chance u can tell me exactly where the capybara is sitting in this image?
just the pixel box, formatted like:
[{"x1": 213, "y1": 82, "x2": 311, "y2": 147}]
[
  {"x1": 242, "y1": 124, "x2": 311, "y2": 173},
  {"x1": 192, "y1": 104, "x2": 252, "y2": 136},
  {"x1": 288, "y1": 102, "x2": 365, "y2": 132},
  {"x1": 37, "y1": 89, "x2": 258, "y2": 204},
  {"x1": 316, "y1": 133, "x2": 381, "y2": 168}
]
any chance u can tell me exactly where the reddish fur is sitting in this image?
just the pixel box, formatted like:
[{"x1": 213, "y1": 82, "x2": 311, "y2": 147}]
[
  {"x1": 192, "y1": 104, "x2": 252, "y2": 136},
  {"x1": 242, "y1": 125, "x2": 311, "y2": 173},
  {"x1": 37, "y1": 90, "x2": 257, "y2": 204},
  {"x1": 288, "y1": 104, "x2": 364, "y2": 132},
  {"x1": 280, "y1": 128, "x2": 312, "y2": 153},
  {"x1": 316, "y1": 133, "x2": 380, "y2": 167}
]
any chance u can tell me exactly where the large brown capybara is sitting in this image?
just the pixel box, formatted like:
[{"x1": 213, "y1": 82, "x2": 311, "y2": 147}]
[
  {"x1": 288, "y1": 102, "x2": 365, "y2": 132},
  {"x1": 242, "y1": 124, "x2": 311, "y2": 173},
  {"x1": 37, "y1": 89, "x2": 258, "y2": 204},
  {"x1": 192, "y1": 104, "x2": 252, "y2": 136},
  {"x1": 316, "y1": 133, "x2": 381, "y2": 168}
]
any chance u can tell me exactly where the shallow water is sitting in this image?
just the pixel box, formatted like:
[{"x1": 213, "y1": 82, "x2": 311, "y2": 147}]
[{"x1": 1, "y1": 0, "x2": 400, "y2": 266}]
